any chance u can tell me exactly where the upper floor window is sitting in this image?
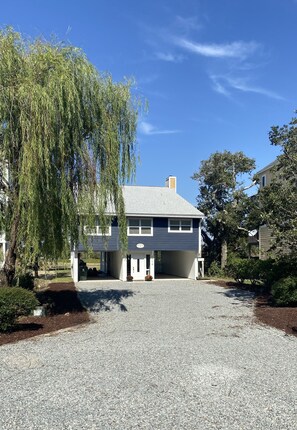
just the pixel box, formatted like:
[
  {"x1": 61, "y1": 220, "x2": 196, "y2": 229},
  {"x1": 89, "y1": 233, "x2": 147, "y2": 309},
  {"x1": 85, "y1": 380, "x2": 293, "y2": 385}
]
[
  {"x1": 84, "y1": 220, "x2": 111, "y2": 236},
  {"x1": 128, "y1": 218, "x2": 153, "y2": 236},
  {"x1": 261, "y1": 175, "x2": 266, "y2": 187},
  {"x1": 168, "y1": 219, "x2": 192, "y2": 233}
]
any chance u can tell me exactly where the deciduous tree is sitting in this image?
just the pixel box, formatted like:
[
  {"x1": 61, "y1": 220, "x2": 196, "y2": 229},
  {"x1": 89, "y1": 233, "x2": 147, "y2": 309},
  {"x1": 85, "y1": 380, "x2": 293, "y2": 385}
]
[
  {"x1": 0, "y1": 28, "x2": 140, "y2": 285},
  {"x1": 192, "y1": 151, "x2": 256, "y2": 268},
  {"x1": 259, "y1": 115, "x2": 297, "y2": 256}
]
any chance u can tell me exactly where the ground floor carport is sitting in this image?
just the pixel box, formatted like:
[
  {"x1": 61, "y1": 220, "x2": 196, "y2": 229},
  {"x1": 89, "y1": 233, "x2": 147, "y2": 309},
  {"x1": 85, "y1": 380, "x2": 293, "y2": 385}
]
[{"x1": 71, "y1": 249, "x2": 204, "y2": 282}]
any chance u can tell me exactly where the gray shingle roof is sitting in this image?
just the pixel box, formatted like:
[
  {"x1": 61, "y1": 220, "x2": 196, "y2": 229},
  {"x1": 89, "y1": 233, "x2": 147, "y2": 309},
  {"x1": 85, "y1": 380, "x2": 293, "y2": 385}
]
[{"x1": 120, "y1": 186, "x2": 203, "y2": 218}]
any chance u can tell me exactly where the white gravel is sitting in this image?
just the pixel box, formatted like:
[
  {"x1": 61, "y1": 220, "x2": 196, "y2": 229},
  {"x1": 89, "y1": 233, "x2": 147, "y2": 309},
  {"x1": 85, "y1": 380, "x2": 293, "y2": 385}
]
[{"x1": 0, "y1": 279, "x2": 296, "y2": 430}]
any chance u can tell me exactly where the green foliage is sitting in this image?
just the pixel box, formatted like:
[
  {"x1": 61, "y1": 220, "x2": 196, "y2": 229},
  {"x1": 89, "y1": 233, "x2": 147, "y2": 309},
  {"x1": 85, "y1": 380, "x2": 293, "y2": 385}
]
[
  {"x1": 271, "y1": 277, "x2": 297, "y2": 306},
  {"x1": 259, "y1": 115, "x2": 297, "y2": 257},
  {"x1": 207, "y1": 261, "x2": 225, "y2": 278},
  {"x1": 0, "y1": 27, "x2": 141, "y2": 283},
  {"x1": 192, "y1": 150, "x2": 256, "y2": 268},
  {"x1": 225, "y1": 258, "x2": 255, "y2": 284},
  {"x1": 0, "y1": 287, "x2": 39, "y2": 332},
  {"x1": 226, "y1": 256, "x2": 297, "y2": 288},
  {"x1": 13, "y1": 272, "x2": 34, "y2": 290}
]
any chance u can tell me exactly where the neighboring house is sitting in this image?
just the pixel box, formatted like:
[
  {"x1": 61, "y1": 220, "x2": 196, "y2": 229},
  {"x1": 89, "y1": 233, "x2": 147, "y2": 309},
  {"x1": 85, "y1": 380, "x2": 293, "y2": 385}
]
[
  {"x1": 71, "y1": 176, "x2": 204, "y2": 282},
  {"x1": 257, "y1": 160, "x2": 277, "y2": 259}
]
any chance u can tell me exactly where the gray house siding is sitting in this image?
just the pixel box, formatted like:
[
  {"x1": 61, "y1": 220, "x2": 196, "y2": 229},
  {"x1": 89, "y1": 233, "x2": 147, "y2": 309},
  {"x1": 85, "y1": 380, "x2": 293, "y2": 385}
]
[{"x1": 77, "y1": 217, "x2": 199, "y2": 252}]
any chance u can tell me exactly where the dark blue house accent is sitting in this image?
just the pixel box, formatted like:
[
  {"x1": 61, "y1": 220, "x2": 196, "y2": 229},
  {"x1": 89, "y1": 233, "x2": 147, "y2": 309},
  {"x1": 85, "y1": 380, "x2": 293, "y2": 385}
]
[{"x1": 71, "y1": 176, "x2": 204, "y2": 282}]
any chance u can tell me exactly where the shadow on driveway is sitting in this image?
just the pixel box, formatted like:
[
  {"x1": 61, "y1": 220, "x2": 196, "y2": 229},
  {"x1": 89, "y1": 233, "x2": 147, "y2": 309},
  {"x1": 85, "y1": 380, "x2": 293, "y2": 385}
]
[
  {"x1": 78, "y1": 289, "x2": 134, "y2": 312},
  {"x1": 217, "y1": 288, "x2": 255, "y2": 305}
]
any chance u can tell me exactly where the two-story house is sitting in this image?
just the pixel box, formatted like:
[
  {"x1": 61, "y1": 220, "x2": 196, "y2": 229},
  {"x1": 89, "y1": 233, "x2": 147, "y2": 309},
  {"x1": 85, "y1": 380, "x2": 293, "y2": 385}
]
[
  {"x1": 257, "y1": 160, "x2": 277, "y2": 259},
  {"x1": 71, "y1": 176, "x2": 204, "y2": 281}
]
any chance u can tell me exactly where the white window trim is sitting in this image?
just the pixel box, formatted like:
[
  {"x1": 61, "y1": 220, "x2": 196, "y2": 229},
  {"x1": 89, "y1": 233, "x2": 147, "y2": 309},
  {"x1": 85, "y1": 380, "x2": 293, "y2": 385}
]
[
  {"x1": 84, "y1": 225, "x2": 112, "y2": 236},
  {"x1": 127, "y1": 218, "x2": 153, "y2": 236},
  {"x1": 168, "y1": 218, "x2": 193, "y2": 233}
]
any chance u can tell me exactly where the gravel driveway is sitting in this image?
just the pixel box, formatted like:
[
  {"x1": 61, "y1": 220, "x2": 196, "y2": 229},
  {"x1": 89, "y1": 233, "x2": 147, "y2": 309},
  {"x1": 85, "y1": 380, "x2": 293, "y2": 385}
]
[{"x1": 0, "y1": 280, "x2": 296, "y2": 430}]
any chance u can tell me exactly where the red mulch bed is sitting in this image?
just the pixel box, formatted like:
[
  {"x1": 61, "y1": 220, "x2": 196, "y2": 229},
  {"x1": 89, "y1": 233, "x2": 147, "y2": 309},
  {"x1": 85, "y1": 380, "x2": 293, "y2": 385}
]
[
  {"x1": 0, "y1": 282, "x2": 90, "y2": 346},
  {"x1": 207, "y1": 280, "x2": 297, "y2": 337}
]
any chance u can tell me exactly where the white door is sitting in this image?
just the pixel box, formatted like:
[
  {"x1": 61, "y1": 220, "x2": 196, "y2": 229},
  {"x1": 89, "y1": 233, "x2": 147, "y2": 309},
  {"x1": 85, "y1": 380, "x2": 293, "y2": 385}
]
[{"x1": 131, "y1": 254, "x2": 145, "y2": 280}]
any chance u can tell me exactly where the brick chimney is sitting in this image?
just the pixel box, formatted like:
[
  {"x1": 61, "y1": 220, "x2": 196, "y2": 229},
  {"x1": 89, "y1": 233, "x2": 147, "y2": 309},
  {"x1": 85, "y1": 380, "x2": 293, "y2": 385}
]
[{"x1": 165, "y1": 176, "x2": 176, "y2": 192}]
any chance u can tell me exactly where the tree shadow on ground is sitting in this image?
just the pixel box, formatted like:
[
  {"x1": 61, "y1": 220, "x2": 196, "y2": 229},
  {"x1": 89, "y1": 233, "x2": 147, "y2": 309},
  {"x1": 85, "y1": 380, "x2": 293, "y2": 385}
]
[
  {"x1": 13, "y1": 322, "x2": 44, "y2": 332},
  {"x1": 217, "y1": 288, "x2": 255, "y2": 305},
  {"x1": 36, "y1": 284, "x2": 85, "y2": 314},
  {"x1": 78, "y1": 289, "x2": 134, "y2": 312},
  {"x1": 208, "y1": 280, "x2": 262, "y2": 305}
]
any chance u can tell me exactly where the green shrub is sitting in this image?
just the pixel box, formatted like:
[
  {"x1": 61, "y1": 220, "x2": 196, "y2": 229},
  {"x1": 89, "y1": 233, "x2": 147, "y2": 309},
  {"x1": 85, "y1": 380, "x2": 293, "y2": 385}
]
[
  {"x1": 225, "y1": 258, "x2": 255, "y2": 284},
  {"x1": 0, "y1": 287, "x2": 39, "y2": 332},
  {"x1": 271, "y1": 277, "x2": 297, "y2": 307},
  {"x1": 225, "y1": 256, "x2": 297, "y2": 290},
  {"x1": 207, "y1": 261, "x2": 224, "y2": 278},
  {"x1": 13, "y1": 272, "x2": 34, "y2": 290}
]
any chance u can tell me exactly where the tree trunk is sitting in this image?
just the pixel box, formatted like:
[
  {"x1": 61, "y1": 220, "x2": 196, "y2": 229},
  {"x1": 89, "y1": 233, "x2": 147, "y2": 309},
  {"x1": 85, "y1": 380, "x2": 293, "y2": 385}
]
[
  {"x1": 221, "y1": 240, "x2": 228, "y2": 269},
  {"x1": 3, "y1": 215, "x2": 19, "y2": 286}
]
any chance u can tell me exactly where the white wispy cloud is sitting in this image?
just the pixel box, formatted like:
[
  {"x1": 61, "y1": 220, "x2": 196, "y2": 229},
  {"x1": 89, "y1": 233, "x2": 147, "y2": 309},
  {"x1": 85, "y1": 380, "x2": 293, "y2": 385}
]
[
  {"x1": 210, "y1": 75, "x2": 285, "y2": 100},
  {"x1": 155, "y1": 52, "x2": 184, "y2": 63},
  {"x1": 173, "y1": 37, "x2": 259, "y2": 59},
  {"x1": 211, "y1": 77, "x2": 231, "y2": 98},
  {"x1": 175, "y1": 15, "x2": 201, "y2": 31},
  {"x1": 139, "y1": 121, "x2": 180, "y2": 135}
]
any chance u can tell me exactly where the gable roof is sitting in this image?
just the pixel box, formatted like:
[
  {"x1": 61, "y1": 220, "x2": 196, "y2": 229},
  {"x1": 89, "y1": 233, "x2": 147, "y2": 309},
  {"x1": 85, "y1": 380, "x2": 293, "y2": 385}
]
[
  {"x1": 120, "y1": 186, "x2": 203, "y2": 218},
  {"x1": 256, "y1": 159, "x2": 277, "y2": 175}
]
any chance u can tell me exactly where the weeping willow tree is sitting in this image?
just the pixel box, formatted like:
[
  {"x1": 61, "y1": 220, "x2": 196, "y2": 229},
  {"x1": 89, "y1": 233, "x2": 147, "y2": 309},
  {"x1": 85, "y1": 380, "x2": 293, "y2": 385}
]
[{"x1": 0, "y1": 28, "x2": 139, "y2": 285}]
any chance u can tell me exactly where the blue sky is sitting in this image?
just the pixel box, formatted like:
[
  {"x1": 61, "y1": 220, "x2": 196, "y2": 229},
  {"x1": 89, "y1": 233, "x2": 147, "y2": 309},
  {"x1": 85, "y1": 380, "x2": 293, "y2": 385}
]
[{"x1": 2, "y1": 0, "x2": 297, "y2": 204}]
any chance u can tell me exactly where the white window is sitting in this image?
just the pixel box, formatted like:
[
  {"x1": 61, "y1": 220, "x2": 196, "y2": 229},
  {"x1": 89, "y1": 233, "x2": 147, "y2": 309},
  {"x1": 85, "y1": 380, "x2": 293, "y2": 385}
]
[
  {"x1": 84, "y1": 222, "x2": 111, "y2": 236},
  {"x1": 128, "y1": 218, "x2": 153, "y2": 236},
  {"x1": 168, "y1": 219, "x2": 192, "y2": 233}
]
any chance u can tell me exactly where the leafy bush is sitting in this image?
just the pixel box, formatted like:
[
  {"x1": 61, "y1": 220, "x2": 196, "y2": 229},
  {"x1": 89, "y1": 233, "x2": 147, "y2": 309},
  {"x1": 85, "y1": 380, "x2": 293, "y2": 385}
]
[
  {"x1": 225, "y1": 258, "x2": 256, "y2": 284},
  {"x1": 271, "y1": 277, "x2": 297, "y2": 306},
  {"x1": 207, "y1": 261, "x2": 224, "y2": 278},
  {"x1": 0, "y1": 287, "x2": 39, "y2": 332},
  {"x1": 13, "y1": 272, "x2": 35, "y2": 290},
  {"x1": 225, "y1": 258, "x2": 295, "y2": 287}
]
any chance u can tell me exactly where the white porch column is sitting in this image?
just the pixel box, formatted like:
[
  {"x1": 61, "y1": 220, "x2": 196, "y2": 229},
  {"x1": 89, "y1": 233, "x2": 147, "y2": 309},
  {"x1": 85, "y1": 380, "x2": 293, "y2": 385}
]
[
  {"x1": 198, "y1": 219, "x2": 202, "y2": 258},
  {"x1": 150, "y1": 253, "x2": 155, "y2": 279},
  {"x1": 1, "y1": 240, "x2": 8, "y2": 268},
  {"x1": 71, "y1": 251, "x2": 79, "y2": 283},
  {"x1": 100, "y1": 251, "x2": 106, "y2": 273},
  {"x1": 121, "y1": 255, "x2": 127, "y2": 281},
  {"x1": 197, "y1": 257, "x2": 204, "y2": 278}
]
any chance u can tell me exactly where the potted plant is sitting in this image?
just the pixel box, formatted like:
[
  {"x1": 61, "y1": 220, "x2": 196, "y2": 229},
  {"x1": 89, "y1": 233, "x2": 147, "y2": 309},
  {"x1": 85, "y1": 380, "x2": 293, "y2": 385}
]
[
  {"x1": 145, "y1": 274, "x2": 153, "y2": 281},
  {"x1": 126, "y1": 275, "x2": 133, "y2": 282}
]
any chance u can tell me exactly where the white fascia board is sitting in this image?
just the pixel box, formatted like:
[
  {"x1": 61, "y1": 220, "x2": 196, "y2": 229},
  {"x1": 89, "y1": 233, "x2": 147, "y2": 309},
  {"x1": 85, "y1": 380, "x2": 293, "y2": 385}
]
[
  {"x1": 256, "y1": 160, "x2": 278, "y2": 175},
  {"x1": 125, "y1": 213, "x2": 204, "y2": 218}
]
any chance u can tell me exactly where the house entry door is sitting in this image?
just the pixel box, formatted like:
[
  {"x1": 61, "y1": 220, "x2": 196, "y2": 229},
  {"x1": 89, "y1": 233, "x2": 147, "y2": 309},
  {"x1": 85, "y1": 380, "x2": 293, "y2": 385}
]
[{"x1": 131, "y1": 253, "x2": 145, "y2": 280}]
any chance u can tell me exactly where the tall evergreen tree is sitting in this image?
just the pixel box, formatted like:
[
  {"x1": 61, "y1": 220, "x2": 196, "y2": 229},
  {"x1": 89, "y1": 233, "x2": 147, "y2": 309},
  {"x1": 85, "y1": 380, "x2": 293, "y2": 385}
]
[{"x1": 0, "y1": 28, "x2": 140, "y2": 285}]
